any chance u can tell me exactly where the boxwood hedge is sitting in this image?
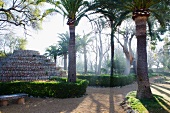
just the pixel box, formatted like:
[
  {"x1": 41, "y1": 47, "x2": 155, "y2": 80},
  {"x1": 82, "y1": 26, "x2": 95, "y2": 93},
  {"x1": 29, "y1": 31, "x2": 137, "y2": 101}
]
[
  {"x1": 0, "y1": 79, "x2": 89, "y2": 98},
  {"x1": 77, "y1": 74, "x2": 135, "y2": 87}
]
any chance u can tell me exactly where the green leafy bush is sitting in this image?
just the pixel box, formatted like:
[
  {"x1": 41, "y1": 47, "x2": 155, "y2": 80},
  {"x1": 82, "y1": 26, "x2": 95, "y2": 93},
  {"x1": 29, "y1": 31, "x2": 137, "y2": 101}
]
[
  {"x1": 148, "y1": 69, "x2": 154, "y2": 73},
  {"x1": 77, "y1": 74, "x2": 135, "y2": 87},
  {"x1": 0, "y1": 79, "x2": 89, "y2": 98},
  {"x1": 49, "y1": 77, "x2": 67, "y2": 82}
]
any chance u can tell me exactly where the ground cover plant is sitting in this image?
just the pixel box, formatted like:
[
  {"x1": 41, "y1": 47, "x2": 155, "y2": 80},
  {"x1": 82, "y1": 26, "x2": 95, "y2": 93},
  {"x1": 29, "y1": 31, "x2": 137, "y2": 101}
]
[{"x1": 126, "y1": 90, "x2": 170, "y2": 113}]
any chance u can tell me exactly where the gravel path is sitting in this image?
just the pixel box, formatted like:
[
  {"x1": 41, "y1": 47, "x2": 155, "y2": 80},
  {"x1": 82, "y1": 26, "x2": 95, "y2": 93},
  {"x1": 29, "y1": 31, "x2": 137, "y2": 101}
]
[{"x1": 0, "y1": 77, "x2": 168, "y2": 113}]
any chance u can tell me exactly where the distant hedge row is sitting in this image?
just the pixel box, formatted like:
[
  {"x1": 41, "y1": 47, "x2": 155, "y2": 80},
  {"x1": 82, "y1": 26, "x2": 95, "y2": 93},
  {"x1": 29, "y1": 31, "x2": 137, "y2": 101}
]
[
  {"x1": 51, "y1": 75, "x2": 135, "y2": 87},
  {"x1": 76, "y1": 74, "x2": 135, "y2": 87},
  {"x1": 0, "y1": 79, "x2": 89, "y2": 98}
]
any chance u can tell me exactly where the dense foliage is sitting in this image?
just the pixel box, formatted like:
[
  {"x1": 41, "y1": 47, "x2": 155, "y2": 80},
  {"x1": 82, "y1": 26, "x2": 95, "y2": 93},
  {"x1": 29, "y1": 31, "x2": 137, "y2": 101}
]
[
  {"x1": 77, "y1": 75, "x2": 135, "y2": 87},
  {"x1": 0, "y1": 79, "x2": 89, "y2": 98}
]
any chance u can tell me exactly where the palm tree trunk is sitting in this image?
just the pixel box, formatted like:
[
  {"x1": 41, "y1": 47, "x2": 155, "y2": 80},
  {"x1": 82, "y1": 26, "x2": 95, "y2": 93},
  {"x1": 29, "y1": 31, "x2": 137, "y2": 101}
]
[
  {"x1": 135, "y1": 16, "x2": 153, "y2": 99},
  {"x1": 68, "y1": 24, "x2": 76, "y2": 82}
]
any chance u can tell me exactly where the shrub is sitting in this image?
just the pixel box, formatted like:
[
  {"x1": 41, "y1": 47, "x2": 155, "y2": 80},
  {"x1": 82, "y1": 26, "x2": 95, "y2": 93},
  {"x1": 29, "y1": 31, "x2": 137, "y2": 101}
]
[
  {"x1": 0, "y1": 79, "x2": 89, "y2": 98},
  {"x1": 49, "y1": 77, "x2": 67, "y2": 82},
  {"x1": 148, "y1": 69, "x2": 154, "y2": 73},
  {"x1": 77, "y1": 74, "x2": 135, "y2": 87}
]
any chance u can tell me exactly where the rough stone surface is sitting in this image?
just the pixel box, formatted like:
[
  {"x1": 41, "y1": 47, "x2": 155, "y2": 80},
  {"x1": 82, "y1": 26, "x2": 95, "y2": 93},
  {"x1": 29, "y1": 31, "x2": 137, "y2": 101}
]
[{"x1": 0, "y1": 50, "x2": 62, "y2": 81}]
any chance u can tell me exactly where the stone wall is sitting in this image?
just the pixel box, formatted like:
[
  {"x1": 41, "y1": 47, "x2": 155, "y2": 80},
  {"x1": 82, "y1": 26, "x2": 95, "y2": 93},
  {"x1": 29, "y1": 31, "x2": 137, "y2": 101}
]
[{"x1": 0, "y1": 50, "x2": 62, "y2": 81}]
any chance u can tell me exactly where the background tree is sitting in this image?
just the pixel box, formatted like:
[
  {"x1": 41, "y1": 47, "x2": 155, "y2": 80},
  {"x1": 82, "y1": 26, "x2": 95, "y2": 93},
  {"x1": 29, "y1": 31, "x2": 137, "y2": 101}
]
[
  {"x1": 16, "y1": 38, "x2": 27, "y2": 50},
  {"x1": 57, "y1": 32, "x2": 69, "y2": 70},
  {"x1": 158, "y1": 37, "x2": 170, "y2": 71},
  {"x1": 0, "y1": 0, "x2": 46, "y2": 32},
  {"x1": 88, "y1": 0, "x2": 131, "y2": 76},
  {"x1": 78, "y1": 31, "x2": 93, "y2": 74},
  {"x1": 114, "y1": 47, "x2": 126, "y2": 74},
  {"x1": 115, "y1": 19, "x2": 136, "y2": 75},
  {"x1": 93, "y1": 18, "x2": 110, "y2": 75},
  {"x1": 0, "y1": 32, "x2": 27, "y2": 55},
  {"x1": 44, "y1": 45, "x2": 59, "y2": 65}
]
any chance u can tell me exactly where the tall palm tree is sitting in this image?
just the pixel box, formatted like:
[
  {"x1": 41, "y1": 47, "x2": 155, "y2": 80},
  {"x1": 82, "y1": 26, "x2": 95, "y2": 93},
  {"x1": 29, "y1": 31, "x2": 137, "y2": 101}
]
[
  {"x1": 114, "y1": 0, "x2": 169, "y2": 99},
  {"x1": 44, "y1": 45, "x2": 59, "y2": 65},
  {"x1": 46, "y1": 0, "x2": 89, "y2": 82}
]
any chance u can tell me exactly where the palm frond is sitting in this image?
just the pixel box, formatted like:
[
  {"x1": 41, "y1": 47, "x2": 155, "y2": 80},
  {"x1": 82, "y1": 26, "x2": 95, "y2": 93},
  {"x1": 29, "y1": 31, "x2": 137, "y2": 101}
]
[{"x1": 42, "y1": 8, "x2": 60, "y2": 17}]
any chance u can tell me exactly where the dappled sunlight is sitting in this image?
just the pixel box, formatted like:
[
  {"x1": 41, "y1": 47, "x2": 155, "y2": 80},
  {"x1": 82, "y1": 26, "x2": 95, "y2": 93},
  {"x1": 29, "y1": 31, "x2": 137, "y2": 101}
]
[
  {"x1": 71, "y1": 88, "x2": 111, "y2": 113},
  {"x1": 156, "y1": 96, "x2": 170, "y2": 112},
  {"x1": 151, "y1": 83, "x2": 170, "y2": 100},
  {"x1": 71, "y1": 87, "x2": 128, "y2": 113},
  {"x1": 148, "y1": 82, "x2": 170, "y2": 113},
  {"x1": 126, "y1": 91, "x2": 170, "y2": 113},
  {"x1": 0, "y1": 85, "x2": 137, "y2": 113},
  {"x1": 140, "y1": 95, "x2": 170, "y2": 113}
]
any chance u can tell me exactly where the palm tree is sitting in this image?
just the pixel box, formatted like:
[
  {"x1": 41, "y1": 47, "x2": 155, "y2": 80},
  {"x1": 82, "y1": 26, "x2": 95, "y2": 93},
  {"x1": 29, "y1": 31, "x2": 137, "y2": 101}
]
[
  {"x1": 57, "y1": 32, "x2": 69, "y2": 70},
  {"x1": 46, "y1": 0, "x2": 89, "y2": 82},
  {"x1": 78, "y1": 32, "x2": 93, "y2": 74},
  {"x1": 57, "y1": 31, "x2": 82, "y2": 71},
  {"x1": 44, "y1": 45, "x2": 59, "y2": 65},
  {"x1": 114, "y1": 0, "x2": 169, "y2": 99}
]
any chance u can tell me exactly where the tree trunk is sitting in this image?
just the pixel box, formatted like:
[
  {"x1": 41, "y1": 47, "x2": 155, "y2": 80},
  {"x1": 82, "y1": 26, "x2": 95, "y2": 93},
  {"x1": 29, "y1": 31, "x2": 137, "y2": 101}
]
[
  {"x1": 124, "y1": 56, "x2": 131, "y2": 75},
  {"x1": 95, "y1": 36, "x2": 98, "y2": 75},
  {"x1": 97, "y1": 31, "x2": 103, "y2": 75},
  {"x1": 84, "y1": 47, "x2": 87, "y2": 74},
  {"x1": 135, "y1": 16, "x2": 153, "y2": 99},
  {"x1": 54, "y1": 56, "x2": 57, "y2": 67},
  {"x1": 63, "y1": 54, "x2": 67, "y2": 70},
  {"x1": 129, "y1": 36, "x2": 135, "y2": 65},
  {"x1": 97, "y1": 51, "x2": 103, "y2": 75},
  {"x1": 68, "y1": 24, "x2": 76, "y2": 82},
  {"x1": 129, "y1": 36, "x2": 137, "y2": 74},
  {"x1": 133, "y1": 59, "x2": 137, "y2": 74},
  {"x1": 123, "y1": 35, "x2": 130, "y2": 75},
  {"x1": 110, "y1": 20, "x2": 114, "y2": 77}
]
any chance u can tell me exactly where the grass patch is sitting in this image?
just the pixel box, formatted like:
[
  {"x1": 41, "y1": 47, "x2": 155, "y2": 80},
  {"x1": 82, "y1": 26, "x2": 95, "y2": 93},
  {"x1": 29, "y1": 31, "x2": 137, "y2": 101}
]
[{"x1": 126, "y1": 91, "x2": 170, "y2": 113}]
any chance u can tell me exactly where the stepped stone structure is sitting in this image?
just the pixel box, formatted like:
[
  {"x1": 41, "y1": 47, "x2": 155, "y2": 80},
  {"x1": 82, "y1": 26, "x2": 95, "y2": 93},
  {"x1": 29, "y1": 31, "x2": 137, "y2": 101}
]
[{"x1": 0, "y1": 50, "x2": 62, "y2": 81}]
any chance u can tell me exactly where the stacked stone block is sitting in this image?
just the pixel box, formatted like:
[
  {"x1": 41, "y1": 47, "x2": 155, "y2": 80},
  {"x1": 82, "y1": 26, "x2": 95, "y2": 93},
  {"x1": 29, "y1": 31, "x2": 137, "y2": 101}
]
[{"x1": 0, "y1": 50, "x2": 61, "y2": 81}]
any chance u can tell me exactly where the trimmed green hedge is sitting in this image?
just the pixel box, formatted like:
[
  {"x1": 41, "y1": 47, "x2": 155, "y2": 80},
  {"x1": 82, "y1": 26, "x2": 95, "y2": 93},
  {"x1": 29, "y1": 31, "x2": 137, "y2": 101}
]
[
  {"x1": 77, "y1": 74, "x2": 135, "y2": 87},
  {"x1": 0, "y1": 79, "x2": 89, "y2": 98}
]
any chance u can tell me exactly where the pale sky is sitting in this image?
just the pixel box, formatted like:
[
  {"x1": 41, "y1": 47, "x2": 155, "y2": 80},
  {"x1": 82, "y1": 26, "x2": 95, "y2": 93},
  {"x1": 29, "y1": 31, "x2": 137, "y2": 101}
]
[{"x1": 26, "y1": 14, "x2": 93, "y2": 55}]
